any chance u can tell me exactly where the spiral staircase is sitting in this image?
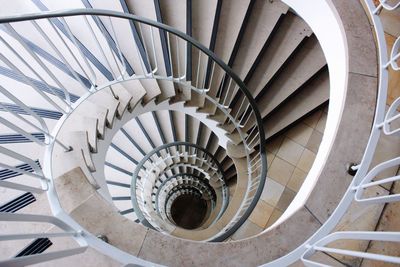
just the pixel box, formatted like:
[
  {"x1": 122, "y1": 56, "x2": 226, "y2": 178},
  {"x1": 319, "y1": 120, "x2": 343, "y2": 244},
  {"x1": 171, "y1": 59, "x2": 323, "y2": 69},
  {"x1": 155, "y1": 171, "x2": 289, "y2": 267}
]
[{"x1": 0, "y1": 0, "x2": 399, "y2": 266}]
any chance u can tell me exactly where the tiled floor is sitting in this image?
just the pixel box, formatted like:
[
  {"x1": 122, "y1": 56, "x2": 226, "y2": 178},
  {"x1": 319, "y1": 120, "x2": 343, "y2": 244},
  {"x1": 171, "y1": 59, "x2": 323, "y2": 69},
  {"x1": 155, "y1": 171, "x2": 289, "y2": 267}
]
[{"x1": 231, "y1": 106, "x2": 328, "y2": 240}]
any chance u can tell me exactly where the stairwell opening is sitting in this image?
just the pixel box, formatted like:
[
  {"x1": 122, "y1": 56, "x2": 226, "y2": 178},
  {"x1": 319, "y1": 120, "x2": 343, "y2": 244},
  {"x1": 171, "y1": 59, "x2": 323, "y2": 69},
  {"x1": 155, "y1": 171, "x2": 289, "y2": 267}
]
[{"x1": 170, "y1": 193, "x2": 208, "y2": 229}]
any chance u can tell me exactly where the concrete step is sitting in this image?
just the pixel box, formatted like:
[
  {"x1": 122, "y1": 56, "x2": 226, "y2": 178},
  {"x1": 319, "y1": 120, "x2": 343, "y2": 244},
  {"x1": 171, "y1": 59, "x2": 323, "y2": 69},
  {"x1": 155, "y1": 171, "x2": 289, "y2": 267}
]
[
  {"x1": 87, "y1": 89, "x2": 119, "y2": 127},
  {"x1": 257, "y1": 35, "x2": 326, "y2": 118},
  {"x1": 66, "y1": 131, "x2": 95, "y2": 172},
  {"x1": 75, "y1": 102, "x2": 108, "y2": 137},
  {"x1": 264, "y1": 70, "x2": 329, "y2": 139},
  {"x1": 231, "y1": 0, "x2": 289, "y2": 80},
  {"x1": 246, "y1": 12, "x2": 313, "y2": 97},
  {"x1": 109, "y1": 84, "x2": 133, "y2": 116},
  {"x1": 80, "y1": 116, "x2": 99, "y2": 153},
  {"x1": 54, "y1": 167, "x2": 149, "y2": 257},
  {"x1": 119, "y1": 79, "x2": 147, "y2": 109}
]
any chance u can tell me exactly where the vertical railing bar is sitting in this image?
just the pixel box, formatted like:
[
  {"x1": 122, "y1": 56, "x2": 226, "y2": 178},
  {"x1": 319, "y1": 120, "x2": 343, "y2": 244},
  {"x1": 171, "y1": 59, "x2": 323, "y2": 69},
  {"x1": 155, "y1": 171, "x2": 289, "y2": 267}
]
[
  {"x1": 175, "y1": 35, "x2": 181, "y2": 79},
  {"x1": 195, "y1": 50, "x2": 202, "y2": 88},
  {"x1": 137, "y1": 23, "x2": 153, "y2": 76},
  {"x1": 46, "y1": 18, "x2": 95, "y2": 88},
  {"x1": 0, "y1": 85, "x2": 48, "y2": 134},
  {"x1": 239, "y1": 103, "x2": 251, "y2": 125},
  {"x1": 0, "y1": 102, "x2": 49, "y2": 138},
  {"x1": 0, "y1": 53, "x2": 66, "y2": 114},
  {"x1": 3, "y1": 24, "x2": 72, "y2": 108},
  {"x1": 222, "y1": 77, "x2": 233, "y2": 106},
  {"x1": 31, "y1": 21, "x2": 90, "y2": 91},
  {"x1": 59, "y1": 17, "x2": 97, "y2": 87},
  {"x1": 0, "y1": 117, "x2": 46, "y2": 146},
  {"x1": 107, "y1": 16, "x2": 127, "y2": 78},
  {"x1": 234, "y1": 96, "x2": 246, "y2": 121},
  {"x1": 149, "y1": 26, "x2": 158, "y2": 73},
  {"x1": 207, "y1": 61, "x2": 216, "y2": 92},
  {"x1": 83, "y1": 15, "x2": 117, "y2": 80},
  {"x1": 166, "y1": 32, "x2": 174, "y2": 78}
]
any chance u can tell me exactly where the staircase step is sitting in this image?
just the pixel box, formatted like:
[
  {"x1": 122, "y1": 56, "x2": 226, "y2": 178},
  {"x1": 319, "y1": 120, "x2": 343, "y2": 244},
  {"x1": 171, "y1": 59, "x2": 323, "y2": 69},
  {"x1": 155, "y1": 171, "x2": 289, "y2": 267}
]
[
  {"x1": 170, "y1": 82, "x2": 192, "y2": 103},
  {"x1": 226, "y1": 130, "x2": 246, "y2": 146},
  {"x1": 217, "y1": 122, "x2": 236, "y2": 133},
  {"x1": 257, "y1": 35, "x2": 326, "y2": 118},
  {"x1": 109, "y1": 84, "x2": 133, "y2": 117},
  {"x1": 226, "y1": 142, "x2": 247, "y2": 159},
  {"x1": 265, "y1": 70, "x2": 329, "y2": 139},
  {"x1": 55, "y1": 168, "x2": 149, "y2": 257},
  {"x1": 76, "y1": 102, "x2": 108, "y2": 138},
  {"x1": 156, "y1": 79, "x2": 177, "y2": 103},
  {"x1": 67, "y1": 131, "x2": 96, "y2": 172},
  {"x1": 119, "y1": 79, "x2": 146, "y2": 105},
  {"x1": 184, "y1": 90, "x2": 204, "y2": 108},
  {"x1": 246, "y1": 12, "x2": 313, "y2": 97},
  {"x1": 197, "y1": 97, "x2": 219, "y2": 115},
  {"x1": 80, "y1": 116, "x2": 99, "y2": 153},
  {"x1": 88, "y1": 89, "x2": 120, "y2": 127},
  {"x1": 231, "y1": 0, "x2": 289, "y2": 80}
]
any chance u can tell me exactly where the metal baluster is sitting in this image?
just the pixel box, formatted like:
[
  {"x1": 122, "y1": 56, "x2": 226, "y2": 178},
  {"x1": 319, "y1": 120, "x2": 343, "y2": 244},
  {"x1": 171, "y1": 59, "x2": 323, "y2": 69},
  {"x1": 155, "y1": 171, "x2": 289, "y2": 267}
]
[
  {"x1": 0, "y1": 85, "x2": 49, "y2": 134},
  {"x1": 83, "y1": 16, "x2": 116, "y2": 80},
  {"x1": 195, "y1": 50, "x2": 202, "y2": 88},
  {"x1": 0, "y1": 53, "x2": 66, "y2": 114},
  {"x1": 31, "y1": 21, "x2": 90, "y2": 92},
  {"x1": 238, "y1": 103, "x2": 251, "y2": 127},
  {"x1": 207, "y1": 61, "x2": 216, "y2": 92},
  {"x1": 107, "y1": 17, "x2": 127, "y2": 79},
  {"x1": 59, "y1": 17, "x2": 98, "y2": 89},
  {"x1": 149, "y1": 26, "x2": 158, "y2": 73},
  {"x1": 3, "y1": 24, "x2": 72, "y2": 110},
  {"x1": 166, "y1": 32, "x2": 174, "y2": 78},
  {"x1": 47, "y1": 18, "x2": 95, "y2": 89},
  {"x1": 137, "y1": 23, "x2": 153, "y2": 76}
]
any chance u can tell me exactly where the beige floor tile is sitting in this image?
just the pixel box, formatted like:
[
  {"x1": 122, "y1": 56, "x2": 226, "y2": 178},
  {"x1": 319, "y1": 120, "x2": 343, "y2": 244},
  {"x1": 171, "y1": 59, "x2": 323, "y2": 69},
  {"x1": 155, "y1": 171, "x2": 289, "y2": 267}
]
[
  {"x1": 261, "y1": 178, "x2": 285, "y2": 206},
  {"x1": 385, "y1": 34, "x2": 400, "y2": 106},
  {"x1": 249, "y1": 200, "x2": 274, "y2": 228},
  {"x1": 370, "y1": 123, "x2": 400, "y2": 190},
  {"x1": 323, "y1": 104, "x2": 329, "y2": 114},
  {"x1": 329, "y1": 187, "x2": 388, "y2": 266},
  {"x1": 315, "y1": 112, "x2": 327, "y2": 133},
  {"x1": 306, "y1": 130, "x2": 323, "y2": 153},
  {"x1": 297, "y1": 149, "x2": 316, "y2": 173},
  {"x1": 277, "y1": 137, "x2": 304, "y2": 165},
  {"x1": 363, "y1": 182, "x2": 400, "y2": 267},
  {"x1": 303, "y1": 110, "x2": 322, "y2": 128},
  {"x1": 266, "y1": 135, "x2": 284, "y2": 155},
  {"x1": 231, "y1": 220, "x2": 263, "y2": 240},
  {"x1": 268, "y1": 156, "x2": 295, "y2": 186},
  {"x1": 381, "y1": 8, "x2": 400, "y2": 40},
  {"x1": 286, "y1": 122, "x2": 314, "y2": 146},
  {"x1": 276, "y1": 187, "x2": 296, "y2": 211},
  {"x1": 287, "y1": 167, "x2": 307, "y2": 192},
  {"x1": 266, "y1": 152, "x2": 275, "y2": 167},
  {"x1": 266, "y1": 208, "x2": 284, "y2": 228}
]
